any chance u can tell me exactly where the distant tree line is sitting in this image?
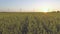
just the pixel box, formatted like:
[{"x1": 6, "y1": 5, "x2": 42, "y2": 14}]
[{"x1": 52, "y1": 10, "x2": 60, "y2": 13}]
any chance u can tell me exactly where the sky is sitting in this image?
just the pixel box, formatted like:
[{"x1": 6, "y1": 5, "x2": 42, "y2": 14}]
[{"x1": 0, "y1": 0, "x2": 60, "y2": 12}]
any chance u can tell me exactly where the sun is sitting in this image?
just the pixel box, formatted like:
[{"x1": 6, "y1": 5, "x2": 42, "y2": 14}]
[
  {"x1": 35, "y1": 3, "x2": 53, "y2": 12},
  {"x1": 39, "y1": 4, "x2": 53, "y2": 12},
  {"x1": 42, "y1": 8, "x2": 49, "y2": 12},
  {"x1": 41, "y1": 6, "x2": 51, "y2": 12}
]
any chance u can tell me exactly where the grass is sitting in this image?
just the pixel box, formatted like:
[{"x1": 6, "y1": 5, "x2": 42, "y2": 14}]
[{"x1": 0, "y1": 12, "x2": 60, "y2": 34}]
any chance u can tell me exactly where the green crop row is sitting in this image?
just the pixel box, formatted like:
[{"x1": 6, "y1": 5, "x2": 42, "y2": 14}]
[{"x1": 0, "y1": 12, "x2": 59, "y2": 34}]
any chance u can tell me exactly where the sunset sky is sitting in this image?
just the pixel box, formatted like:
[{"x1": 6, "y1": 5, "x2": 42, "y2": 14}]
[{"x1": 0, "y1": 0, "x2": 60, "y2": 12}]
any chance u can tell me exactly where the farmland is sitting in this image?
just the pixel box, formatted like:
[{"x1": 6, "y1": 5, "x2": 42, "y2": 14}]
[{"x1": 0, "y1": 12, "x2": 60, "y2": 34}]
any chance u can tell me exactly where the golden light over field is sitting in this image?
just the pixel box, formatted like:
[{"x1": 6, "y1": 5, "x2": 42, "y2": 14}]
[
  {"x1": 41, "y1": 8, "x2": 49, "y2": 12},
  {"x1": 39, "y1": 3, "x2": 53, "y2": 12}
]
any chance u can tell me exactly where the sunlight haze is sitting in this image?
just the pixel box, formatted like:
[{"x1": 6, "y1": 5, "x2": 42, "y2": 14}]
[{"x1": 0, "y1": 0, "x2": 60, "y2": 12}]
